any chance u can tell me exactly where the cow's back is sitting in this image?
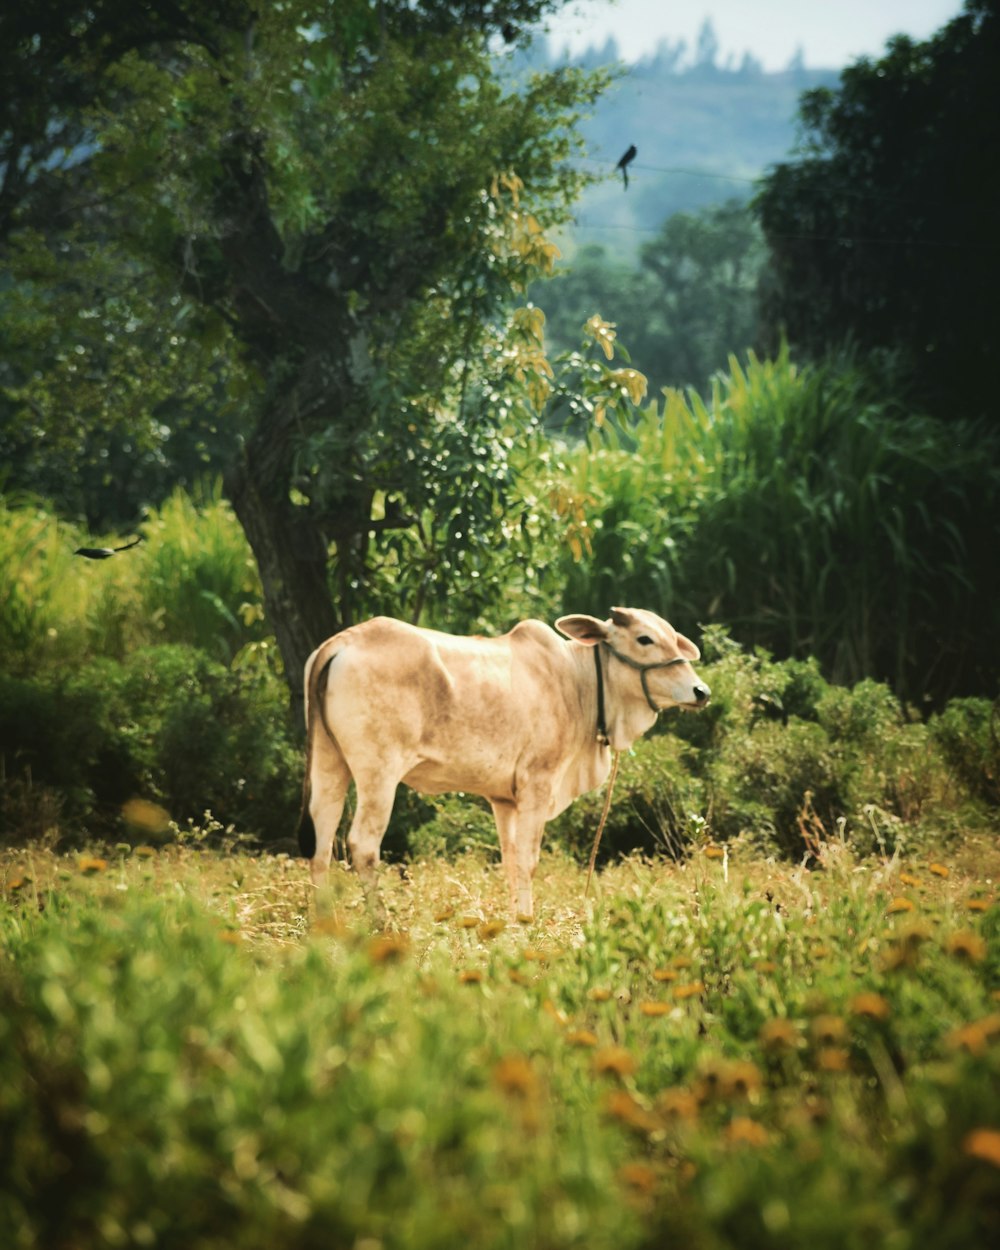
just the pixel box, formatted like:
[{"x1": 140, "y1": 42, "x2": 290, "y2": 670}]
[{"x1": 316, "y1": 617, "x2": 579, "y2": 799}]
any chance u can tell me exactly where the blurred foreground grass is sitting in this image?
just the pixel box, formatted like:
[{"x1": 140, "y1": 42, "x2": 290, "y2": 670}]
[{"x1": 2, "y1": 840, "x2": 999, "y2": 1249}]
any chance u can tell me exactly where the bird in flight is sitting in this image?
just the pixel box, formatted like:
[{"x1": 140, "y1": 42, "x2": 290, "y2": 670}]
[
  {"x1": 74, "y1": 536, "x2": 144, "y2": 560},
  {"x1": 615, "y1": 144, "x2": 637, "y2": 190}
]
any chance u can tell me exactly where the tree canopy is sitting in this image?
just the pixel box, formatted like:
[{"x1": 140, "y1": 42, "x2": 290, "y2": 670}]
[
  {"x1": 1, "y1": 0, "x2": 612, "y2": 693},
  {"x1": 755, "y1": 0, "x2": 1000, "y2": 418}
]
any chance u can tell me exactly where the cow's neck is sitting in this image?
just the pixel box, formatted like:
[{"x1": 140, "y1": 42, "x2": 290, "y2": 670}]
[{"x1": 572, "y1": 643, "x2": 659, "y2": 753}]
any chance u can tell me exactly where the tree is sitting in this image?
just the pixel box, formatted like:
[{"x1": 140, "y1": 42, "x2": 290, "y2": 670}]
[
  {"x1": 755, "y1": 0, "x2": 1000, "y2": 419},
  {"x1": 1, "y1": 1, "x2": 604, "y2": 696}
]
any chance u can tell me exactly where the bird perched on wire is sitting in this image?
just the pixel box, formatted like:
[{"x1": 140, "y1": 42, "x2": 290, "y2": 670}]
[
  {"x1": 73, "y1": 535, "x2": 144, "y2": 560},
  {"x1": 615, "y1": 144, "x2": 637, "y2": 190}
]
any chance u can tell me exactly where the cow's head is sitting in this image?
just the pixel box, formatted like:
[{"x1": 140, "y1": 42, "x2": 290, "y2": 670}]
[{"x1": 556, "y1": 606, "x2": 711, "y2": 710}]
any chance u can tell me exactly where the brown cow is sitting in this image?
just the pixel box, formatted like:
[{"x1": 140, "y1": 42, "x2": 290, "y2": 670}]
[{"x1": 298, "y1": 607, "x2": 710, "y2": 919}]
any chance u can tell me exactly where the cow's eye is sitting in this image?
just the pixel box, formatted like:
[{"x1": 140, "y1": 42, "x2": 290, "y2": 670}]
[{"x1": 637, "y1": 635, "x2": 654, "y2": 647}]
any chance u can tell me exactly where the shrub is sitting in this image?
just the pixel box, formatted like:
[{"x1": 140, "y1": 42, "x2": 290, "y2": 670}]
[
  {"x1": 928, "y1": 698, "x2": 1000, "y2": 806},
  {"x1": 0, "y1": 646, "x2": 300, "y2": 846}
]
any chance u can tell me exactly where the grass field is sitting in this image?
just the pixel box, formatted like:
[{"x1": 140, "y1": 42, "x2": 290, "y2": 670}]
[{"x1": 3, "y1": 836, "x2": 999, "y2": 1249}]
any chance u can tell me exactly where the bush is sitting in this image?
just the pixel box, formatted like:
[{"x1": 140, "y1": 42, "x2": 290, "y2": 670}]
[
  {"x1": 537, "y1": 347, "x2": 1000, "y2": 704},
  {"x1": 0, "y1": 646, "x2": 300, "y2": 847},
  {"x1": 929, "y1": 698, "x2": 1000, "y2": 806}
]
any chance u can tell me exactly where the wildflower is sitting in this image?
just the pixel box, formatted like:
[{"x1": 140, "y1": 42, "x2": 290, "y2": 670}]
[
  {"x1": 218, "y1": 929, "x2": 241, "y2": 945},
  {"x1": 639, "y1": 1001, "x2": 671, "y2": 1017},
  {"x1": 810, "y1": 1015, "x2": 847, "y2": 1046},
  {"x1": 587, "y1": 986, "x2": 613, "y2": 1001},
  {"x1": 493, "y1": 1055, "x2": 537, "y2": 1098},
  {"x1": 618, "y1": 1161, "x2": 660, "y2": 1194},
  {"x1": 4, "y1": 874, "x2": 29, "y2": 893},
  {"x1": 693, "y1": 1058, "x2": 730, "y2": 1102},
  {"x1": 673, "y1": 981, "x2": 704, "y2": 1000},
  {"x1": 928, "y1": 862, "x2": 950, "y2": 878},
  {"x1": 477, "y1": 919, "x2": 506, "y2": 941},
  {"x1": 458, "y1": 969, "x2": 483, "y2": 984},
  {"x1": 945, "y1": 1022, "x2": 990, "y2": 1058},
  {"x1": 704, "y1": 846, "x2": 725, "y2": 860},
  {"x1": 522, "y1": 947, "x2": 549, "y2": 964},
  {"x1": 508, "y1": 969, "x2": 530, "y2": 986},
  {"x1": 724, "y1": 1116, "x2": 770, "y2": 1148},
  {"x1": 565, "y1": 1029, "x2": 598, "y2": 1048},
  {"x1": 655, "y1": 1088, "x2": 700, "y2": 1122},
  {"x1": 963, "y1": 1128, "x2": 1000, "y2": 1168},
  {"x1": 367, "y1": 934, "x2": 408, "y2": 964},
  {"x1": 652, "y1": 968, "x2": 677, "y2": 982},
  {"x1": 312, "y1": 914, "x2": 348, "y2": 938},
  {"x1": 603, "y1": 1090, "x2": 659, "y2": 1134},
  {"x1": 133, "y1": 845, "x2": 157, "y2": 859},
  {"x1": 886, "y1": 897, "x2": 915, "y2": 915},
  {"x1": 849, "y1": 992, "x2": 891, "y2": 1021},
  {"x1": 78, "y1": 856, "x2": 108, "y2": 875},
  {"x1": 811, "y1": 945, "x2": 831, "y2": 958},
  {"x1": 593, "y1": 1046, "x2": 637, "y2": 1077},
  {"x1": 817, "y1": 1047, "x2": 850, "y2": 1073},
  {"x1": 458, "y1": 915, "x2": 480, "y2": 929},
  {"x1": 945, "y1": 931, "x2": 987, "y2": 963},
  {"x1": 725, "y1": 1060, "x2": 764, "y2": 1100},
  {"x1": 673, "y1": 955, "x2": 694, "y2": 969},
  {"x1": 759, "y1": 1018, "x2": 799, "y2": 1052},
  {"x1": 755, "y1": 960, "x2": 778, "y2": 974},
  {"x1": 433, "y1": 905, "x2": 455, "y2": 922},
  {"x1": 898, "y1": 871, "x2": 922, "y2": 888},
  {"x1": 967, "y1": 897, "x2": 993, "y2": 913}
]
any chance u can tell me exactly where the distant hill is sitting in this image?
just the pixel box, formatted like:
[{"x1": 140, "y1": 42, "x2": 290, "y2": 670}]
[{"x1": 511, "y1": 34, "x2": 841, "y2": 259}]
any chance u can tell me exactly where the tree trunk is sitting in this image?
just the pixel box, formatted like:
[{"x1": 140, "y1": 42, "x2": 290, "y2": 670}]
[{"x1": 226, "y1": 413, "x2": 340, "y2": 724}]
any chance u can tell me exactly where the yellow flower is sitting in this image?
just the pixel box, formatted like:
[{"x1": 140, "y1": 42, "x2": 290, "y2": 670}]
[
  {"x1": 963, "y1": 1128, "x2": 1000, "y2": 1168},
  {"x1": 967, "y1": 897, "x2": 993, "y2": 913},
  {"x1": 458, "y1": 969, "x2": 483, "y2": 984},
  {"x1": 458, "y1": 915, "x2": 480, "y2": 929},
  {"x1": 367, "y1": 934, "x2": 409, "y2": 963},
  {"x1": 755, "y1": 960, "x2": 778, "y2": 974},
  {"x1": 433, "y1": 905, "x2": 455, "y2": 922},
  {"x1": 603, "y1": 1090, "x2": 659, "y2": 1134},
  {"x1": 522, "y1": 947, "x2": 549, "y2": 964},
  {"x1": 541, "y1": 998, "x2": 568, "y2": 1026},
  {"x1": 887, "y1": 896, "x2": 916, "y2": 914},
  {"x1": 78, "y1": 856, "x2": 108, "y2": 875},
  {"x1": 477, "y1": 919, "x2": 506, "y2": 941},
  {"x1": 508, "y1": 969, "x2": 531, "y2": 986},
  {"x1": 945, "y1": 931, "x2": 987, "y2": 963},
  {"x1": 726, "y1": 1060, "x2": 764, "y2": 1100},
  {"x1": 656, "y1": 1087, "x2": 700, "y2": 1122},
  {"x1": 618, "y1": 1161, "x2": 660, "y2": 1194},
  {"x1": 652, "y1": 968, "x2": 678, "y2": 982},
  {"x1": 593, "y1": 1046, "x2": 637, "y2": 1077},
  {"x1": 811, "y1": 1015, "x2": 847, "y2": 1046},
  {"x1": 849, "y1": 992, "x2": 891, "y2": 1021},
  {"x1": 565, "y1": 1029, "x2": 599, "y2": 1048},
  {"x1": 704, "y1": 846, "x2": 725, "y2": 860},
  {"x1": 759, "y1": 1018, "x2": 799, "y2": 1051},
  {"x1": 945, "y1": 1022, "x2": 990, "y2": 1058},
  {"x1": 817, "y1": 1047, "x2": 851, "y2": 1073},
  {"x1": 639, "y1": 1001, "x2": 671, "y2": 1017},
  {"x1": 724, "y1": 1116, "x2": 770, "y2": 1148},
  {"x1": 898, "y1": 871, "x2": 922, "y2": 888},
  {"x1": 493, "y1": 1054, "x2": 538, "y2": 1098},
  {"x1": 587, "y1": 986, "x2": 613, "y2": 1001},
  {"x1": 928, "y1": 862, "x2": 950, "y2": 878},
  {"x1": 673, "y1": 981, "x2": 705, "y2": 1000}
]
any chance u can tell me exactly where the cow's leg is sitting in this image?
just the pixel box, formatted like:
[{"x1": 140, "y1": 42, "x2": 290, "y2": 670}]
[
  {"x1": 345, "y1": 769, "x2": 399, "y2": 923},
  {"x1": 490, "y1": 799, "x2": 520, "y2": 918},
  {"x1": 511, "y1": 789, "x2": 551, "y2": 923},
  {"x1": 308, "y1": 739, "x2": 352, "y2": 891}
]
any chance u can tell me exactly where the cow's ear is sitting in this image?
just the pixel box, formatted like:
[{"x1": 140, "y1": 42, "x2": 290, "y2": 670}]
[
  {"x1": 609, "y1": 606, "x2": 636, "y2": 628},
  {"x1": 675, "y1": 631, "x2": 701, "y2": 661},
  {"x1": 556, "y1": 614, "x2": 609, "y2": 646}
]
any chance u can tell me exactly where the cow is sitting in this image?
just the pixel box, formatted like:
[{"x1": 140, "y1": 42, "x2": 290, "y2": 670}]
[{"x1": 298, "y1": 607, "x2": 710, "y2": 921}]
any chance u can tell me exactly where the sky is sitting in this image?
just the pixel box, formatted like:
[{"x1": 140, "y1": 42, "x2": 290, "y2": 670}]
[{"x1": 540, "y1": 0, "x2": 966, "y2": 69}]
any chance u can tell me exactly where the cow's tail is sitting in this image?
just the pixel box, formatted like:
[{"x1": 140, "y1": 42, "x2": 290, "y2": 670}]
[{"x1": 296, "y1": 639, "x2": 340, "y2": 859}]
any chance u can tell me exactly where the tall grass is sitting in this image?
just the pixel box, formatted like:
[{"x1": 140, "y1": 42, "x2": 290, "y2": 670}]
[
  {"x1": 0, "y1": 481, "x2": 265, "y2": 673},
  {"x1": 2, "y1": 842, "x2": 998, "y2": 1249},
  {"x1": 550, "y1": 347, "x2": 999, "y2": 701}
]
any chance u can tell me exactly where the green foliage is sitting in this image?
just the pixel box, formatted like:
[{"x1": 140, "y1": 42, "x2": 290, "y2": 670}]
[
  {"x1": 534, "y1": 200, "x2": 766, "y2": 396},
  {"x1": 546, "y1": 638, "x2": 985, "y2": 866},
  {"x1": 929, "y1": 699, "x2": 1000, "y2": 807},
  {"x1": 756, "y1": 0, "x2": 1000, "y2": 418},
  {"x1": 0, "y1": 646, "x2": 299, "y2": 847},
  {"x1": 0, "y1": 488, "x2": 265, "y2": 673},
  {"x1": 534, "y1": 347, "x2": 1000, "y2": 702},
  {"x1": 2, "y1": 843, "x2": 998, "y2": 1249}
]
